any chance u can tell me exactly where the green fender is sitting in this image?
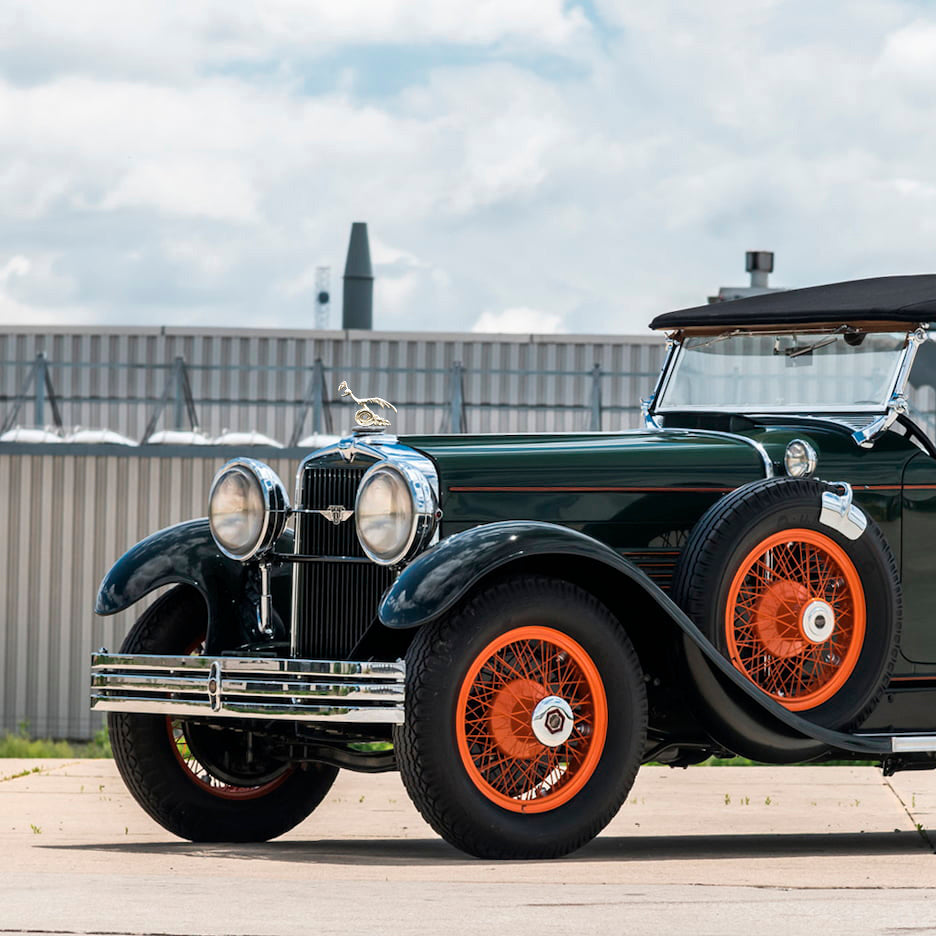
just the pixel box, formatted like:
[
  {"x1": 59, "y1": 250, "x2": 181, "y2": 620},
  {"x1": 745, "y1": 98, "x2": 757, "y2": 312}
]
[
  {"x1": 378, "y1": 520, "x2": 889, "y2": 758},
  {"x1": 95, "y1": 518, "x2": 293, "y2": 651}
]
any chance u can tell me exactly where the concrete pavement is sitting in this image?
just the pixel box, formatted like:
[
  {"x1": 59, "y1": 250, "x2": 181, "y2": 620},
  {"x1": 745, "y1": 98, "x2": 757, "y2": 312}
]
[{"x1": 0, "y1": 759, "x2": 934, "y2": 935}]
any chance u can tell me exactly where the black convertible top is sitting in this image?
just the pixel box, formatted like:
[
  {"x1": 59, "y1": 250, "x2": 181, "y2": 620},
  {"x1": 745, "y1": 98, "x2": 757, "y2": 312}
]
[{"x1": 650, "y1": 275, "x2": 936, "y2": 330}]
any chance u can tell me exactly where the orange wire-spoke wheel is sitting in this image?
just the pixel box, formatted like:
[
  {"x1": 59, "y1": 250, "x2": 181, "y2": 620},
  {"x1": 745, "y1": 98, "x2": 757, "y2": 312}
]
[
  {"x1": 166, "y1": 719, "x2": 290, "y2": 801},
  {"x1": 167, "y1": 634, "x2": 290, "y2": 800},
  {"x1": 456, "y1": 625, "x2": 608, "y2": 813},
  {"x1": 725, "y1": 528, "x2": 866, "y2": 711}
]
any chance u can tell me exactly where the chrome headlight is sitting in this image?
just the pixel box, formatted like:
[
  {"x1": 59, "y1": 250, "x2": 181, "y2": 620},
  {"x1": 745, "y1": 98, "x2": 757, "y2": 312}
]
[
  {"x1": 355, "y1": 461, "x2": 438, "y2": 565},
  {"x1": 784, "y1": 439, "x2": 817, "y2": 479},
  {"x1": 209, "y1": 459, "x2": 290, "y2": 561}
]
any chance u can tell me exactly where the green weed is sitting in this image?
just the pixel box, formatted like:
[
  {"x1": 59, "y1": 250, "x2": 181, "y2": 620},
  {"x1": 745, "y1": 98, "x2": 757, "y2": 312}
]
[{"x1": 0, "y1": 724, "x2": 111, "y2": 759}]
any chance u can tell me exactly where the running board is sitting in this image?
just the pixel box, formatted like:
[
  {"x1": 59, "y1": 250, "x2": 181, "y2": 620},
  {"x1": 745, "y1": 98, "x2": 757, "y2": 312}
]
[
  {"x1": 90, "y1": 652, "x2": 406, "y2": 725},
  {"x1": 852, "y1": 733, "x2": 936, "y2": 753}
]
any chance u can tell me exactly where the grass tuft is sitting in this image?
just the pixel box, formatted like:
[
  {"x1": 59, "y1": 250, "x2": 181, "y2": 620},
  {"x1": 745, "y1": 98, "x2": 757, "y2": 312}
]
[{"x1": 0, "y1": 722, "x2": 112, "y2": 759}]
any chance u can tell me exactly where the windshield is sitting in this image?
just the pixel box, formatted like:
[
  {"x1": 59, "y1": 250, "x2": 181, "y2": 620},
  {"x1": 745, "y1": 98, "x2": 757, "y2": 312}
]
[{"x1": 657, "y1": 331, "x2": 908, "y2": 413}]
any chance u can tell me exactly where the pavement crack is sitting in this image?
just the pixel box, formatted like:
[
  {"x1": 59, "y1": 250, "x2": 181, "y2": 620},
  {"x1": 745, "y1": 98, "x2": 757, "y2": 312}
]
[
  {"x1": 0, "y1": 930, "x2": 270, "y2": 936},
  {"x1": 882, "y1": 778, "x2": 934, "y2": 853}
]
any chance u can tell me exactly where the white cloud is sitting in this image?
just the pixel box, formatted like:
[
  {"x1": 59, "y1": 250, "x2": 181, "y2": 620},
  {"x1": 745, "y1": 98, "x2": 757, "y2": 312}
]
[
  {"x1": 875, "y1": 19, "x2": 936, "y2": 81},
  {"x1": 370, "y1": 237, "x2": 426, "y2": 268},
  {"x1": 0, "y1": 1, "x2": 589, "y2": 85},
  {"x1": 0, "y1": 255, "x2": 30, "y2": 283},
  {"x1": 101, "y1": 160, "x2": 259, "y2": 223},
  {"x1": 472, "y1": 307, "x2": 565, "y2": 334},
  {"x1": 0, "y1": 252, "x2": 88, "y2": 325}
]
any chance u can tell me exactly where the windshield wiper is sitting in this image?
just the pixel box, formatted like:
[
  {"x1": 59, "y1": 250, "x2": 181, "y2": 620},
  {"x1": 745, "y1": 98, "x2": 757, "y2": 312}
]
[
  {"x1": 778, "y1": 325, "x2": 854, "y2": 358},
  {"x1": 691, "y1": 329, "x2": 746, "y2": 350},
  {"x1": 782, "y1": 335, "x2": 839, "y2": 358}
]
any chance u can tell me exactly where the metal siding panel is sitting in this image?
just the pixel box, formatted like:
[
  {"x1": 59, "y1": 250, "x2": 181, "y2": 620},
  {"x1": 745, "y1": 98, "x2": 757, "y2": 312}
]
[
  {"x1": 0, "y1": 456, "x2": 14, "y2": 730},
  {"x1": 0, "y1": 328, "x2": 667, "y2": 440},
  {"x1": 20, "y1": 456, "x2": 35, "y2": 727}
]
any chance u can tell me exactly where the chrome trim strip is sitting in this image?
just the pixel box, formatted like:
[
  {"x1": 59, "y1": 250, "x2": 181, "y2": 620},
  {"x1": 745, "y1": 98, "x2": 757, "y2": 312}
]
[
  {"x1": 90, "y1": 652, "x2": 405, "y2": 725},
  {"x1": 91, "y1": 652, "x2": 405, "y2": 678},
  {"x1": 891, "y1": 735, "x2": 936, "y2": 753},
  {"x1": 854, "y1": 733, "x2": 936, "y2": 753},
  {"x1": 91, "y1": 673, "x2": 402, "y2": 702},
  {"x1": 658, "y1": 404, "x2": 889, "y2": 414},
  {"x1": 650, "y1": 427, "x2": 774, "y2": 479},
  {"x1": 90, "y1": 695, "x2": 405, "y2": 725}
]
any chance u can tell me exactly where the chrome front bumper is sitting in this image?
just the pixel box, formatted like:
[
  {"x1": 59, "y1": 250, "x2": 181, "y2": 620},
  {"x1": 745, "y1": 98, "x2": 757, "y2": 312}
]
[{"x1": 90, "y1": 653, "x2": 405, "y2": 725}]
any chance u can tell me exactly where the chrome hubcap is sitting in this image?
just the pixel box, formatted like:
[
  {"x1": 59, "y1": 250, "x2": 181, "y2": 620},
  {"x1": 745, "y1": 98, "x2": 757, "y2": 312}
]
[
  {"x1": 801, "y1": 598, "x2": 835, "y2": 643},
  {"x1": 531, "y1": 695, "x2": 574, "y2": 746}
]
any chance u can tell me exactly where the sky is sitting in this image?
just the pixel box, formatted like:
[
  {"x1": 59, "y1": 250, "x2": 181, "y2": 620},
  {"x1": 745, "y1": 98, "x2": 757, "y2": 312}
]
[{"x1": 2, "y1": 1, "x2": 936, "y2": 336}]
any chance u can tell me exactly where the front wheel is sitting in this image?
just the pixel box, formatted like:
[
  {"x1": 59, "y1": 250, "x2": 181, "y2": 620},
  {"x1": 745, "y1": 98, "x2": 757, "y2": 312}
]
[
  {"x1": 394, "y1": 576, "x2": 647, "y2": 859},
  {"x1": 109, "y1": 586, "x2": 338, "y2": 842}
]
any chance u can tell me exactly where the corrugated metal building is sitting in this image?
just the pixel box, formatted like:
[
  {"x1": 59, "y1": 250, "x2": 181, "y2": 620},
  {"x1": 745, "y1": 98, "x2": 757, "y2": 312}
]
[
  {"x1": 0, "y1": 326, "x2": 665, "y2": 439},
  {"x1": 0, "y1": 326, "x2": 665, "y2": 738}
]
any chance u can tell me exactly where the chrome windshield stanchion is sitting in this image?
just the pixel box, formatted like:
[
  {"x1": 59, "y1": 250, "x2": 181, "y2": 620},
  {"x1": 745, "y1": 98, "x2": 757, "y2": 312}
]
[
  {"x1": 851, "y1": 327, "x2": 927, "y2": 448},
  {"x1": 851, "y1": 395, "x2": 909, "y2": 449},
  {"x1": 643, "y1": 337, "x2": 678, "y2": 429},
  {"x1": 641, "y1": 396, "x2": 661, "y2": 430}
]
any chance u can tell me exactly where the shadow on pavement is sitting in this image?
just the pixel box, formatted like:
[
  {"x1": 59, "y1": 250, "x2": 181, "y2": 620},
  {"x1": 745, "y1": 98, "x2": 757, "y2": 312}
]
[{"x1": 41, "y1": 830, "x2": 932, "y2": 864}]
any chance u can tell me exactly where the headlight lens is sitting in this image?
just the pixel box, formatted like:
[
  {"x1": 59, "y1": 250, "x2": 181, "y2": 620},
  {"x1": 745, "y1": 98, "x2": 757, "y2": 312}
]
[
  {"x1": 784, "y1": 439, "x2": 817, "y2": 479},
  {"x1": 209, "y1": 460, "x2": 288, "y2": 560},
  {"x1": 355, "y1": 465, "x2": 416, "y2": 565}
]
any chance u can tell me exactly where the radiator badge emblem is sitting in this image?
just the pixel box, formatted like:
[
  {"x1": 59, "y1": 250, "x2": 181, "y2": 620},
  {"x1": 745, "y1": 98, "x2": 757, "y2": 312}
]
[
  {"x1": 338, "y1": 380, "x2": 397, "y2": 428},
  {"x1": 315, "y1": 505, "x2": 354, "y2": 526}
]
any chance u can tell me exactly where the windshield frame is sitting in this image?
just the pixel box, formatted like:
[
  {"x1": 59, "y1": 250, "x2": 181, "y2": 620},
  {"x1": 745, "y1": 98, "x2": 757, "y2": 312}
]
[{"x1": 652, "y1": 327, "x2": 914, "y2": 416}]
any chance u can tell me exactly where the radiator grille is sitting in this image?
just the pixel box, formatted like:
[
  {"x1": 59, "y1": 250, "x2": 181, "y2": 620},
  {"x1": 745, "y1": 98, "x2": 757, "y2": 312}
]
[{"x1": 293, "y1": 462, "x2": 396, "y2": 659}]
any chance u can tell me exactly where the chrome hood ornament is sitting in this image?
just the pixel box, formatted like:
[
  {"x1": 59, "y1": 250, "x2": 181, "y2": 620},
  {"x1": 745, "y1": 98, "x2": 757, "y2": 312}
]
[{"x1": 338, "y1": 380, "x2": 397, "y2": 429}]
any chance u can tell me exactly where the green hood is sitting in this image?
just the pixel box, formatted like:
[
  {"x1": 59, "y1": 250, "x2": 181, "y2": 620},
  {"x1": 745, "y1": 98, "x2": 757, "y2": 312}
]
[{"x1": 402, "y1": 429, "x2": 770, "y2": 548}]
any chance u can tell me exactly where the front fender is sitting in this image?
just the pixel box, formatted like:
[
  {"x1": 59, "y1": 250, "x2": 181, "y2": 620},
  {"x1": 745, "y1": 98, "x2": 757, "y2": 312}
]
[
  {"x1": 379, "y1": 520, "x2": 889, "y2": 758},
  {"x1": 379, "y1": 520, "x2": 654, "y2": 630},
  {"x1": 95, "y1": 519, "x2": 293, "y2": 650}
]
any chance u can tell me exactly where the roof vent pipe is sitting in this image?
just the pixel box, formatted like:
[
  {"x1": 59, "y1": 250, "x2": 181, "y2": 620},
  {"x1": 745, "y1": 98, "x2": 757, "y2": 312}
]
[
  {"x1": 746, "y1": 250, "x2": 774, "y2": 289},
  {"x1": 342, "y1": 222, "x2": 374, "y2": 330}
]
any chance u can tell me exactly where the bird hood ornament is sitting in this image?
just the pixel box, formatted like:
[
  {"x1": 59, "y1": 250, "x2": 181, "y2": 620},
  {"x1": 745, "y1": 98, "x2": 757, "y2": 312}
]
[{"x1": 338, "y1": 380, "x2": 397, "y2": 429}]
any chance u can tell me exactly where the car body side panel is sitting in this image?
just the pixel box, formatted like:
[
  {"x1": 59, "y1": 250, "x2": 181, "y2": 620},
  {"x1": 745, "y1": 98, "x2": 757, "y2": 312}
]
[
  {"x1": 899, "y1": 451, "x2": 936, "y2": 664},
  {"x1": 378, "y1": 519, "x2": 889, "y2": 756}
]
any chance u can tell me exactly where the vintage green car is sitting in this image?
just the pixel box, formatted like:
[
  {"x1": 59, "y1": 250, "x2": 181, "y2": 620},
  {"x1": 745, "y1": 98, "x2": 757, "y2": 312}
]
[{"x1": 92, "y1": 275, "x2": 936, "y2": 858}]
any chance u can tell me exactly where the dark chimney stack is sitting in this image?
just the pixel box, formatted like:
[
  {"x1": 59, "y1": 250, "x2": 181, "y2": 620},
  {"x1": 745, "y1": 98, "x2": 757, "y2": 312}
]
[{"x1": 342, "y1": 222, "x2": 374, "y2": 330}]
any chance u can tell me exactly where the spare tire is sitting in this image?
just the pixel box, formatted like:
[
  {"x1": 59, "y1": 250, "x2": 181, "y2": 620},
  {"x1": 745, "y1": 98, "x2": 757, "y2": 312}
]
[{"x1": 671, "y1": 477, "x2": 901, "y2": 731}]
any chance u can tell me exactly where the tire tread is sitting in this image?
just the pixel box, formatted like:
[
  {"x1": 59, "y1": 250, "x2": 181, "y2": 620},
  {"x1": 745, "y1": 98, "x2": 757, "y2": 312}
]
[{"x1": 395, "y1": 575, "x2": 647, "y2": 859}]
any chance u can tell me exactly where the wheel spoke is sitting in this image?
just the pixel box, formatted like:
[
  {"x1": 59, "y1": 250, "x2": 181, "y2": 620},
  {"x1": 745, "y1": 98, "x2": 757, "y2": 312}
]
[
  {"x1": 457, "y1": 625, "x2": 607, "y2": 813},
  {"x1": 725, "y1": 527, "x2": 866, "y2": 711}
]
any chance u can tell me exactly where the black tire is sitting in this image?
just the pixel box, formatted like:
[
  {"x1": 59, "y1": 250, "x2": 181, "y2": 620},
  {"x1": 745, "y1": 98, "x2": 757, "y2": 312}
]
[
  {"x1": 671, "y1": 477, "x2": 901, "y2": 730},
  {"x1": 394, "y1": 576, "x2": 647, "y2": 859},
  {"x1": 108, "y1": 586, "x2": 338, "y2": 842}
]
